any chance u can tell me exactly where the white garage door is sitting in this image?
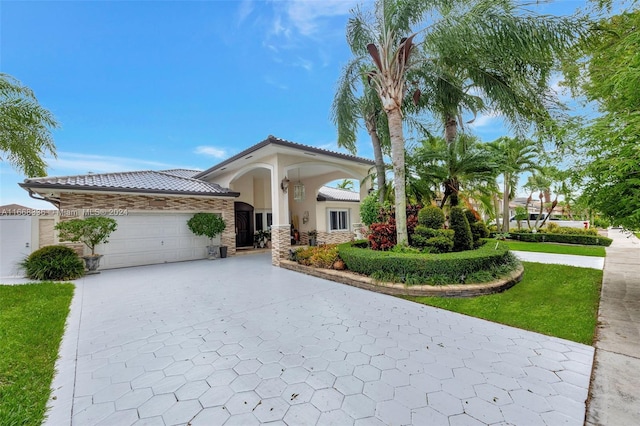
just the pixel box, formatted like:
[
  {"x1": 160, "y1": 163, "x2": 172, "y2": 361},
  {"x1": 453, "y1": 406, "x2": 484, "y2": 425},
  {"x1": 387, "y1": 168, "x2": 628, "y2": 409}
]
[
  {"x1": 0, "y1": 216, "x2": 32, "y2": 277},
  {"x1": 97, "y1": 214, "x2": 215, "y2": 269}
]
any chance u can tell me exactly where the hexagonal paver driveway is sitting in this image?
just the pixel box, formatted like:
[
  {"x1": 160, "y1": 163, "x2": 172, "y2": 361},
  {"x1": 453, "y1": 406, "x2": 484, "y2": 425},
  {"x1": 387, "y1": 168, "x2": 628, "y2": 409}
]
[{"x1": 48, "y1": 254, "x2": 593, "y2": 425}]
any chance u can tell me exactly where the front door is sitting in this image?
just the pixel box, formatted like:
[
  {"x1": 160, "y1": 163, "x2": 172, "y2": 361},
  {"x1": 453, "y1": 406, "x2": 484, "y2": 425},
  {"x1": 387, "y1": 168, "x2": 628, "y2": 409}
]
[{"x1": 234, "y1": 202, "x2": 254, "y2": 247}]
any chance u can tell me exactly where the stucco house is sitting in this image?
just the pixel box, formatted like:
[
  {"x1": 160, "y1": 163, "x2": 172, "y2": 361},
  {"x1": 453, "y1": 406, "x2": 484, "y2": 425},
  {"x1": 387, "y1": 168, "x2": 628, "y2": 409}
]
[{"x1": 18, "y1": 136, "x2": 374, "y2": 269}]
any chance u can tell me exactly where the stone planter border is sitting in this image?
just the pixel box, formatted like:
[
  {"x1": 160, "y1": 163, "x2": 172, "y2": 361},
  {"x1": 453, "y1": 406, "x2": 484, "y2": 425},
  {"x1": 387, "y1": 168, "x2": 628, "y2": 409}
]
[{"x1": 280, "y1": 260, "x2": 524, "y2": 298}]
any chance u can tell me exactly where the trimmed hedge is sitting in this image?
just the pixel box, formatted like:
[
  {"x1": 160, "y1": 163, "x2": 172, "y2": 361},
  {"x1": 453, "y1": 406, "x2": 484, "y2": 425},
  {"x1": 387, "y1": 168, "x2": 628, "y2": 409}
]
[
  {"x1": 509, "y1": 232, "x2": 612, "y2": 246},
  {"x1": 338, "y1": 240, "x2": 517, "y2": 284}
]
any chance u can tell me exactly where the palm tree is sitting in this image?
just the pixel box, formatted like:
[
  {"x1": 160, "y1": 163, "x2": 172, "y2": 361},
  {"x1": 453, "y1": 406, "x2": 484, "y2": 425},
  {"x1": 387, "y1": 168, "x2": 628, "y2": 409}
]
[
  {"x1": 524, "y1": 172, "x2": 556, "y2": 230},
  {"x1": 333, "y1": 67, "x2": 390, "y2": 203},
  {"x1": 0, "y1": 73, "x2": 58, "y2": 177},
  {"x1": 338, "y1": 0, "x2": 583, "y2": 245},
  {"x1": 487, "y1": 137, "x2": 540, "y2": 232},
  {"x1": 410, "y1": 134, "x2": 497, "y2": 208},
  {"x1": 413, "y1": 2, "x2": 584, "y2": 146},
  {"x1": 335, "y1": 179, "x2": 355, "y2": 191}
]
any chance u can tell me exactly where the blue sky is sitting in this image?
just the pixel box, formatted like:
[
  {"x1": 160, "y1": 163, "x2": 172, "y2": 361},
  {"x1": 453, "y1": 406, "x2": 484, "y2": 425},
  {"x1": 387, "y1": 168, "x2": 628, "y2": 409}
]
[{"x1": 1, "y1": 0, "x2": 590, "y2": 208}]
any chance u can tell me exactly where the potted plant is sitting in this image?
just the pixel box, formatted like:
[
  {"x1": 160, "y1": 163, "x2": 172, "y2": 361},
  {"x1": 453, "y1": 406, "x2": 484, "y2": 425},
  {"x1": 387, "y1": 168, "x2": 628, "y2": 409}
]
[
  {"x1": 254, "y1": 229, "x2": 271, "y2": 248},
  {"x1": 55, "y1": 216, "x2": 118, "y2": 273},
  {"x1": 308, "y1": 230, "x2": 318, "y2": 246},
  {"x1": 187, "y1": 213, "x2": 227, "y2": 258}
]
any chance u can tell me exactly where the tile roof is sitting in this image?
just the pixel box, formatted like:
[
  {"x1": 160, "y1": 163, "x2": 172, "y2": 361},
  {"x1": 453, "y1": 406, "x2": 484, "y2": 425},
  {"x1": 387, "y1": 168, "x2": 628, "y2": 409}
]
[
  {"x1": 195, "y1": 135, "x2": 375, "y2": 178},
  {"x1": 160, "y1": 169, "x2": 202, "y2": 178},
  {"x1": 21, "y1": 170, "x2": 239, "y2": 197},
  {"x1": 317, "y1": 186, "x2": 360, "y2": 202}
]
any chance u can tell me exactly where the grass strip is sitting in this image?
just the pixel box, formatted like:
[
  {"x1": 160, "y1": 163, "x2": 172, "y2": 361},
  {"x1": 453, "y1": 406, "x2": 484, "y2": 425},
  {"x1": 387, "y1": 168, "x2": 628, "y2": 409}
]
[
  {"x1": 403, "y1": 262, "x2": 602, "y2": 345},
  {"x1": 499, "y1": 239, "x2": 606, "y2": 257},
  {"x1": 0, "y1": 283, "x2": 74, "y2": 426}
]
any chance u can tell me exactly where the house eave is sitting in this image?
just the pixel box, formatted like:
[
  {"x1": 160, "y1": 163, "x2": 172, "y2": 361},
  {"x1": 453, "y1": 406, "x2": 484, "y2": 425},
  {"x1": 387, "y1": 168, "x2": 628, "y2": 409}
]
[
  {"x1": 195, "y1": 135, "x2": 375, "y2": 180},
  {"x1": 19, "y1": 183, "x2": 240, "y2": 199}
]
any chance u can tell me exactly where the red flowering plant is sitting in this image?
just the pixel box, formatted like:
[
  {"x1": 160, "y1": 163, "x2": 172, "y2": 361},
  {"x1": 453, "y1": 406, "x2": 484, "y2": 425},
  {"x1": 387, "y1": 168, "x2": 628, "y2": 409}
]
[{"x1": 368, "y1": 204, "x2": 421, "y2": 250}]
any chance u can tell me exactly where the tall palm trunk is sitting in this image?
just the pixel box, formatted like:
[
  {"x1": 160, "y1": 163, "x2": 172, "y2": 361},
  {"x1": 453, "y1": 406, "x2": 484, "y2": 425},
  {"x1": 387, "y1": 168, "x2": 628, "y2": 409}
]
[
  {"x1": 387, "y1": 107, "x2": 408, "y2": 246},
  {"x1": 365, "y1": 116, "x2": 386, "y2": 203},
  {"x1": 502, "y1": 173, "x2": 511, "y2": 233},
  {"x1": 493, "y1": 194, "x2": 501, "y2": 230},
  {"x1": 445, "y1": 115, "x2": 458, "y2": 144}
]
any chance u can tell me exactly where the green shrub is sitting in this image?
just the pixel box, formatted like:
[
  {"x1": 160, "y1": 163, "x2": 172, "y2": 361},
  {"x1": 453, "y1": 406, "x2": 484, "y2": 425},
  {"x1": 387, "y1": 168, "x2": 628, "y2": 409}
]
[
  {"x1": 464, "y1": 209, "x2": 479, "y2": 224},
  {"x1": 338, "y1": 240, "x2": 516, "y2": 284},
  {"x1": 360, "y1": 193, "x2": 381, "y2": 226},
  {"x1": 470, "y1": 221, "x2": 490, "y2": 241},
  {"x1": 424, "y1": 236, "x2": 454, "y2": 254},
  {"x1": 524, "y1": 226, "x2": 598, "y2": 236},
  {"x1": 412, "y1": 226, "x2": 454, "y2": 253},
  {"x1": 418, "y1": 205, "x2": 445, "y2": 229},
  {"x1": 450, "y1": 207, "x2": 473, "y2": 251},
  {"x1": 294, "y1": 244, "x2": 341, "y2": 269},
  {"x1": 546, "y1": 222, "x2": 560, "y2": 233},
  {"x1": 509, "y1": 232, "x2": 612, "y2": 246},
  {"x1": 20, "y1": 245, "x2": 85, "y2": 281},
  {"x1": 592, "y1": 217, "x2": 611, "y2": 228}
]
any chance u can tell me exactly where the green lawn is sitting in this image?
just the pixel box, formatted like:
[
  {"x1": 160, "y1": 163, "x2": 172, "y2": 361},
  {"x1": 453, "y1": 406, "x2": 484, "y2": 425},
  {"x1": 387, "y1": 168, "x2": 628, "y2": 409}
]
[
  {"x1": 403, "y1": 262, "x2": 602, "y2": 345},
  {"x1": 0, "y1": 283, "x2": 74, "y2": 426},
  {"x1": 500, "y1": 239, "x2": 606, "y2": 257}
]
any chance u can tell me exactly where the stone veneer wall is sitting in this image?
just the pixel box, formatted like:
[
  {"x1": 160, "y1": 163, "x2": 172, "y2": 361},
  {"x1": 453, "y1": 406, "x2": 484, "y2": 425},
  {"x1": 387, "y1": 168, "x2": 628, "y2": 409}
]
[
  {"x1": 299, "y1": 230, "x2": 354, "y2": 246},
  {"x1": 271, "y1": 224, "x2": 291, "y2": 266},
  {"x1": 58, "y1": 193, "x2": 237, "y2": 256}
]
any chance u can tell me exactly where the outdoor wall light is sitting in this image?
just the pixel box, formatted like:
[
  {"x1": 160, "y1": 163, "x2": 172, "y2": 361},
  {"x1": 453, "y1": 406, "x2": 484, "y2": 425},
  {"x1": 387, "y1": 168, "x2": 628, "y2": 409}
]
[{"x1": 281, "y1": 177, "x2": 290, "y2": 193}]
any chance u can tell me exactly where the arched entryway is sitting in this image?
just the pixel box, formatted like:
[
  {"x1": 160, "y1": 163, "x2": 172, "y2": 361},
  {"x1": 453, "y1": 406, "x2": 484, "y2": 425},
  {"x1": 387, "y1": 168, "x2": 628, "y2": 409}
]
[{"x1": 234, "y1": 202, "x2": 254, "y2": 248}]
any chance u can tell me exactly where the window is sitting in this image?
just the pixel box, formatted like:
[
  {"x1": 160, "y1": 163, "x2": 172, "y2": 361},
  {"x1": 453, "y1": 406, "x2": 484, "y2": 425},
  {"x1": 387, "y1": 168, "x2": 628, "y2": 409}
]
[
  {"x1": 255, "y1": 213, "x2": 264, "y2": 231},
  {"x1": 266, "y1": 213, "x2": 273, "y2": 228},
  {"x1": 329, "y1": 209, "x2": 349, "y2": 231}
]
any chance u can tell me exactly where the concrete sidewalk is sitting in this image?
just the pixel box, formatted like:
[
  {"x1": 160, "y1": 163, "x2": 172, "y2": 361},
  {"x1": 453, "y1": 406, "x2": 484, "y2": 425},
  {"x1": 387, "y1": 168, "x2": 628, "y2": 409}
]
[
  {"x1": 511, "y1": 250, "x2": 604, "y2": 270},
  {"x1": 586, "y1": 229, "x2": 640, "y2": 425}
]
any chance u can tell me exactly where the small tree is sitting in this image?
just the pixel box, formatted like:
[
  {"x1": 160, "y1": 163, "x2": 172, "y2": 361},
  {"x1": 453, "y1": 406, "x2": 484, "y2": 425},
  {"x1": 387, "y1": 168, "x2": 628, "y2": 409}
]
[
  {"x1": 187, "y1": 213, "x2": 226, "y2": 245},
  {"x1": 55, "y1": 216, "x2": 118, "y2": 256},
  {"x1": 360, "y1": 193, "x2": 382, "y2": 226}
]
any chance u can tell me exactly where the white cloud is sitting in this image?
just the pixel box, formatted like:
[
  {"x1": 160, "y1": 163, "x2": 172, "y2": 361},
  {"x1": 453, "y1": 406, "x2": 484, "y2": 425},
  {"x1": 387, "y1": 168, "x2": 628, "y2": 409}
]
[
  {"x1": 263, "y1": 75, "x2": 289, "y2": 90},
  {"x1": 286, "y1": 0, "x2": 360, "y2": 36},
  {"x1": 468, "y1": 110, "x2": 502, "y2": 128},
  {"x1": 293, "y1": 57, "x2": 313, "y2": 71},
  {"x1": 237, "y1": 0, "x2": 254, "y2": 24},
  {"x1": 194, "y1": 146, "x2": 227, "y2": 159}
]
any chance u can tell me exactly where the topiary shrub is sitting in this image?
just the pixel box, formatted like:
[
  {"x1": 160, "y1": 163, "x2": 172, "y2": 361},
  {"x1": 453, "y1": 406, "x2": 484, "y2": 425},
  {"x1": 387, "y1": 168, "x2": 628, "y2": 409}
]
[
  {"x1": 418, "y1": 205, "x2": 445, "y2": 229},
  {"x1": 464, "y1": 209, "x2": 479, "y2": 225},
  {"x1": 450, "y1": 207, "x2": 473, "y2": 251},
  {"x1": 470, "y1": 221, "x2": 490, "y2": 243},
  {"x1": 423, "y1": 236, "x2": 454, "y2": 253},
  {"x1": 411, "y1": 226, "x2": 454, "y2": 253},
  {"x1": 20, "y1": 245, "x2": 85, "y2": 281}
]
